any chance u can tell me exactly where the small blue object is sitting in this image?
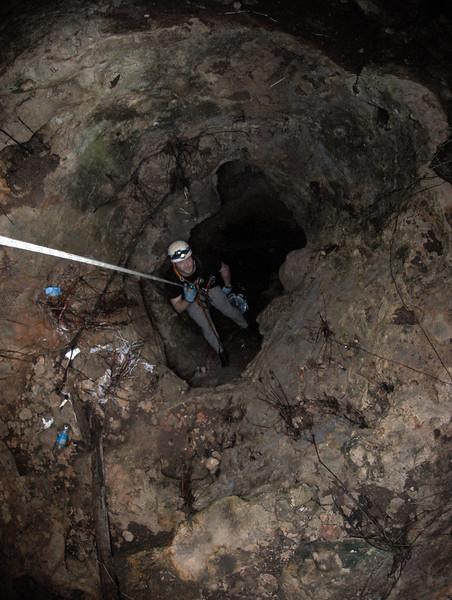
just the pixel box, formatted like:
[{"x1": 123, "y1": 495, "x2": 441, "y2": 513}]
[
  {"x1": 45, "y1": 286, "x2": 62, "y2": 297},
  {"x1": 183, "y1": 283, "x2": 197, "y2": 303},
  {"x1": 222, "y1": 286, "x2": 232, "y2": 296},
  {"x1": 55, "y1": 425, "x2": 70, "y2": 449},
  {"x1": 228, "y1": 292, "x2": 249, "y2": 314}
]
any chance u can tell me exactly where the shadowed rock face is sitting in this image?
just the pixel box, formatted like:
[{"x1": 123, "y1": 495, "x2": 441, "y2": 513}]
[{"x1": 0, "y1": 2, "x2": 451, "y2": 599}]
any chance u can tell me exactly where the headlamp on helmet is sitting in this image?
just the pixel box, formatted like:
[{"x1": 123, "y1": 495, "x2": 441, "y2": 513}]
[{"x1": 168, "y1": 240, "x2": 192, "y2": 263}]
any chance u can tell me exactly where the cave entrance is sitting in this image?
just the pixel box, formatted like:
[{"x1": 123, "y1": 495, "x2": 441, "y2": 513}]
[
  {"x1": 190, "y1": 160, "x2": 307, "y2": 321},
  {"x1": 150, "y1": 160, "x2": 307, "y2": 387}
]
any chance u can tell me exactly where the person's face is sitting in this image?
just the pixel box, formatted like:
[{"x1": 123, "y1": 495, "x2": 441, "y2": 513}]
[{"x1": 177, "y1": 256, "x2": 194, "y2": 274}]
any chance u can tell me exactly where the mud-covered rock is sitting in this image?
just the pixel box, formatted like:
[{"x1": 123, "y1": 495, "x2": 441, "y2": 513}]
[{"x1": 281, "y1": 540, "x2": 392, "y2": 600}]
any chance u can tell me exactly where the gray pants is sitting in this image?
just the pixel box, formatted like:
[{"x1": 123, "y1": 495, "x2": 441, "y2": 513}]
[{"x1": 186, "y1": 286, "x2": 248, "y2": 353}]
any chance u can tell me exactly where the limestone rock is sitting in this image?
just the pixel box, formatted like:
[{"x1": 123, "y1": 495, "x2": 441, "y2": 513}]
[
  {"x1": 122, "y1": 530, "x2": 134, "y2": 542},
  {"x1": 18, "y1": 407, "x2": 33, "y2": 421},
  {"x1": 204, "y1": 456, "x2": 220, "y2": 473},
  {"x1": 168, "y1": 496, "x2": 277, "y2": 581},
  {"x1": 281, "y1": 540, "x2": 392, "y2": 599}
]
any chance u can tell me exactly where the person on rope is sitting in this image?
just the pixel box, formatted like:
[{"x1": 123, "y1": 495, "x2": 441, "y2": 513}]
[{"x1": 166, "y1": 240, "x2": 248, "y2": 366}]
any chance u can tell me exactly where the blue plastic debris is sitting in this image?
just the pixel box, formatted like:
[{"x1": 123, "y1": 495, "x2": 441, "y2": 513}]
[
  {"x1": 55, "y1": 424, "x2": 70, "y2": 449},
  {"x1": 45, "y1": 286, "x2": 62, "y2": 297}
]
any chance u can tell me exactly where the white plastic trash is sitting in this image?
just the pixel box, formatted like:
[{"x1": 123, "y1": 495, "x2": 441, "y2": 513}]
[
  {"x1": 41, "y1": 417, "x2": 54, "y2": 430},
  {"x1": 64, "y1": 348, "x2": 81, "y2": 361}
]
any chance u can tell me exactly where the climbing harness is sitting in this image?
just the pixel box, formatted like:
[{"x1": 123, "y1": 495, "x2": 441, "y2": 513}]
[
  {"x1": 173, "y1": 259, "x2": 248, "y2": 314},
  {"x1": 172, "y1": 261, "x2": 214, "y2": 306},
  {"x1": 0, "y1": 235, "x2": 183, "y2": 288}
]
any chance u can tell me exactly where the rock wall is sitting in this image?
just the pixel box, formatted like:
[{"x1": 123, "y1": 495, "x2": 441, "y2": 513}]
[{"x1": 0, "y1": 2, "x2": 451, "y2": 599}]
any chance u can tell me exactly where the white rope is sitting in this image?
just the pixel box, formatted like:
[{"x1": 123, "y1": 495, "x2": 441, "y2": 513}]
[{"x1": 0, "y1": 235, "x2": 182, "y2": 288}]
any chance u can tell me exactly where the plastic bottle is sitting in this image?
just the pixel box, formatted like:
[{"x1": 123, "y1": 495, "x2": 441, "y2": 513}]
[{"x1": 55, "y1": 424, "x2": 70, "y2": 449}]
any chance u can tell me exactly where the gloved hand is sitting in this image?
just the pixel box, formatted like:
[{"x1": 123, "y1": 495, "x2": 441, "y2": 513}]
[
  {"x1": 183, "y1": 283, "x2": 197, "y2": 303},
  {"x1": 222, "y1": 286, "x2": 232, "y2": 296}
]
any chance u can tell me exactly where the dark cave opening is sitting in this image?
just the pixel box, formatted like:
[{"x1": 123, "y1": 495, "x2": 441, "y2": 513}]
[{"x1": 190, "y1": 160, "x2": 307, "y2": 321}]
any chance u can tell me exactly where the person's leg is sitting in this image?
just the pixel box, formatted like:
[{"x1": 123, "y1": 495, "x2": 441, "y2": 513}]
[
  {"x1": 208, "y1": 286, "x2": 248, "y2": 329},
  {"x1": 186, "y1": 301, "x2": 223, "y2": 353}
]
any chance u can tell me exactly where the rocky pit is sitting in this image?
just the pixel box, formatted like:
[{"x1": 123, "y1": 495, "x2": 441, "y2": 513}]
[{"x1": 0, "y1": 1, "x2": 452, "y2": 599}]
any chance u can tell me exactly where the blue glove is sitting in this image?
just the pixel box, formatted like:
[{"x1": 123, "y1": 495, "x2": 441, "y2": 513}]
[
  {"x1": 183, "y1": 283, "x2": 197, "y2": 303},
  {"x1": 222, "y1": 286, "x2": 232, "y2": 296}
]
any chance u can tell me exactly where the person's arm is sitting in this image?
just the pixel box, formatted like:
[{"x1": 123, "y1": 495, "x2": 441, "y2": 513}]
[
  {"x1": 219, "y1": 262, "x2": 232, "y2": 287},
  {"x1": 170, "y1": 284, "x2": 197, "y2": 313},
  {"x1": 170, "y1": 294, "x2": 190, "y2": 314}
]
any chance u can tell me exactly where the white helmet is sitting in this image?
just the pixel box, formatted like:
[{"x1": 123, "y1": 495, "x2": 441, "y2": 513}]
[{"x1": 167, "y1": 240, "x2": 192, "y2": 263}]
